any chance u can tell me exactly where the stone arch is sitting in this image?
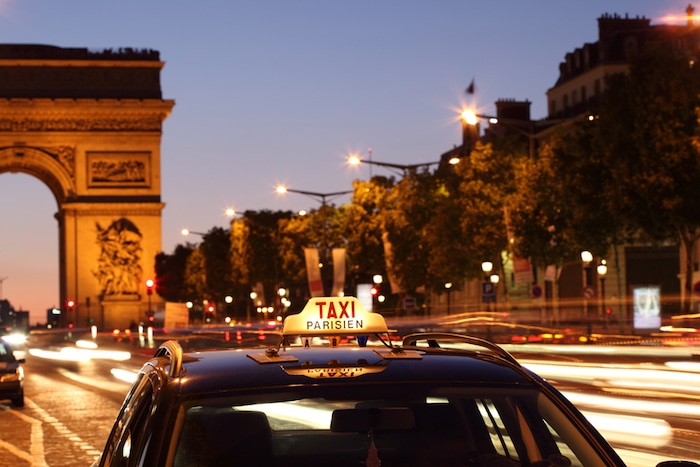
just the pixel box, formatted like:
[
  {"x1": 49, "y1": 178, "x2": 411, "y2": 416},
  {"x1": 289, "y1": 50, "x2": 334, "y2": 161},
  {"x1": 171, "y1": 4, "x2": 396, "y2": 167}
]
[
  {"x1": 0, "y1": 145, "x2": 76, "y2": 204},
  {"x1": 0, "y1": 44, "x2": 174, "y2": 329}
]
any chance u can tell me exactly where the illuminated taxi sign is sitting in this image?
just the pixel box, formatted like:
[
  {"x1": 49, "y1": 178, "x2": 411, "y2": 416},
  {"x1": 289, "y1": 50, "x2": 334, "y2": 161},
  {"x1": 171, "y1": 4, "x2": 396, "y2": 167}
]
[{"x1": 282, "y1": 297, "x2": 389, "y2": 336}]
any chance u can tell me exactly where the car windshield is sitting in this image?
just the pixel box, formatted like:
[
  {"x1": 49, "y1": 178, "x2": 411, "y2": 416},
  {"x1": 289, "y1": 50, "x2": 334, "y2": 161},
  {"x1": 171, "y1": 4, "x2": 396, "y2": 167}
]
[
  {"x1": 172, "y1": 385, "x2": 607, "y2": 467},
  {"x1": 0, "y1": 343, "x2": 14, "y2": 362}
]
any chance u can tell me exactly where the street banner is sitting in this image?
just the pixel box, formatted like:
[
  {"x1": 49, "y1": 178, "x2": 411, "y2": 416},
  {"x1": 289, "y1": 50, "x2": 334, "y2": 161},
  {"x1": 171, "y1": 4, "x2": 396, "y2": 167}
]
[
  {"x1": 382, "y1": 231, "x2": 404, "y2": 294},
  {"x1": 513, "y1": 256, "x2": 534, "y2": 285},
  {"x1": 164, "y1": 302, "x2": 189, "y2": 329},
  {"x1": 304, "y1": 248, "x2": 324, "y2": 297},
  {"x1": 544, "y1": 264, "x2": 559, "y2": 282},
  {"x1": 331, "y1": 248, "x2": 346, "y2": 297}
]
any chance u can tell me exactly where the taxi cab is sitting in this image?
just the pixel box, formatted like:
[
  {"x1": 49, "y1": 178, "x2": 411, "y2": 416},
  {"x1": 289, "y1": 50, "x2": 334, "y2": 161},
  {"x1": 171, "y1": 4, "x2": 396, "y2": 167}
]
[{"x1": 95, "y1": 297, "x2": 669, "y2": 467}]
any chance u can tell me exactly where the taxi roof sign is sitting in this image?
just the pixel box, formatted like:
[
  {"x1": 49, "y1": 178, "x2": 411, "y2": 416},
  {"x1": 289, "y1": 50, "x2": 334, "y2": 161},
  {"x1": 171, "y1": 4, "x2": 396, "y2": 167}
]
[{"x1": 282, "y1": 297, "x2": 389, "y2": 337}]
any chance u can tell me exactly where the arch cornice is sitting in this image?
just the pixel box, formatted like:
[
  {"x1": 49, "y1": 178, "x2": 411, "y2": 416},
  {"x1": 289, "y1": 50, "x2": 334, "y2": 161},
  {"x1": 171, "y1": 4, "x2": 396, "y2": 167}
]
[{"x1": 0, "y1": 98, "x2": 174, "y2": 132}]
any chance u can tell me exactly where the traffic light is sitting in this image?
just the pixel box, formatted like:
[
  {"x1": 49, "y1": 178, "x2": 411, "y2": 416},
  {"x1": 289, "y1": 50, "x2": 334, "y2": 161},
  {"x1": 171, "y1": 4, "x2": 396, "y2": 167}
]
[
  {"x1": 145, "y1": 279, "x2": 155, "y2": 322},
  {"x1": 66, "y1": 299, "x2": 75, "y2": 328},
  {"x1": 370, "y1": 286, "x2": 379, "y2": 297},
  {"x1": 205, "y1": 304, "x2": 215, "y2": 323}
]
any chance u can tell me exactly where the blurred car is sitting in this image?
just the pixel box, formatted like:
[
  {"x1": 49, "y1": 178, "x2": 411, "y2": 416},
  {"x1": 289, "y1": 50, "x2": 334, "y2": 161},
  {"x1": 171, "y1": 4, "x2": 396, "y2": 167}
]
[
  {"x1": 1, "y1": 331, "x2": 28, "y2": 361},
  {"x1": 92, "y1": 296, "x2": 698, "y2": 467},
  {"x1": 0, "y1": 340, "x2": 24, "y2": 407}
]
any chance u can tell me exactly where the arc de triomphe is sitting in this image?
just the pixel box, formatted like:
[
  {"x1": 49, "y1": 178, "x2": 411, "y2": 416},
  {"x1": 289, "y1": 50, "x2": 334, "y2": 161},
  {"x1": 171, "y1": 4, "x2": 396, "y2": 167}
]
[{"x1": 0, "y1": 44, "x2": 174, "y2": 330}]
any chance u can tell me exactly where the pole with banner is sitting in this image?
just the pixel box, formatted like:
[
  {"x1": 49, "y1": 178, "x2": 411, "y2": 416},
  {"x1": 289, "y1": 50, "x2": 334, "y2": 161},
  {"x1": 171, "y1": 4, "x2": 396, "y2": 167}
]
[{"x1": 304, "y1": 248, "x2": 324, "y2": 297}]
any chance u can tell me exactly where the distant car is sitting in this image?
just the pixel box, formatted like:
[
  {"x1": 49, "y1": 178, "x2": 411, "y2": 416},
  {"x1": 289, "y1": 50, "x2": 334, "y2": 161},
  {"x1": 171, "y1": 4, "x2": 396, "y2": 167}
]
[
  {"x1": 92, "y1": 296, "x2": 698, "y2": 467},
  {"x1": 0, "y1": 340, "x2": 24, "y2": 407}
]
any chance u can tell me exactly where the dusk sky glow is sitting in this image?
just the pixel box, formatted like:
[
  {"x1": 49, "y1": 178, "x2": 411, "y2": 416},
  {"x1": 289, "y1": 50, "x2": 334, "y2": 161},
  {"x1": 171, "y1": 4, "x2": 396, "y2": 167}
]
[{"x1": 0, "y1": 0, "x2": 691, "y2": 324}]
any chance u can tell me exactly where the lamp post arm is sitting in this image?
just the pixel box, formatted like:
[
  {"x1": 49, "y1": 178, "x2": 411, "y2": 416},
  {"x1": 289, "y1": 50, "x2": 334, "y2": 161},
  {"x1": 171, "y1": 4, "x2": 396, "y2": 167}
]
[
  {"x1": 282, "y1": 188, "x2": 353, "y2": 204},
  {"x1": 180, "y1": 229, "x2": 207, "y2": 237},
  {"x1": 352, "y1": 157, "x2": 439, "y2": 170}
]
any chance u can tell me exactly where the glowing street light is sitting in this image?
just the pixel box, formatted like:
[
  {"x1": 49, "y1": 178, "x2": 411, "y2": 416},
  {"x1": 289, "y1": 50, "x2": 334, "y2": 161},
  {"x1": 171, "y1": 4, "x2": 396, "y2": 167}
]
[
  {"x1": 275, "y1": 185, "x2": 352, "y2": 204},
  {"x1": 461, "y1": 108, "x2": 541, "y2": 159},
  {"x1": 347, "y1": 154, "x2": 459, "y2": 176},
  {"x1": 225, "y1": 207, "x2": 247, "y2": 219},
  {"x1": 180, "y1": 228, "x2": 206, "y2": 237},
  {"x1": 481, "y1": 261, "x2": 497, "y2": 312},
  {"x1": 275, "y1": 184, "x2": 352, "y2": 255},
  {"x1": 597, "y1": 260, "x2": 608, "y2": 329},
  {"x1": 581, "y1": 250, "x2": 594, "y2": 337}
]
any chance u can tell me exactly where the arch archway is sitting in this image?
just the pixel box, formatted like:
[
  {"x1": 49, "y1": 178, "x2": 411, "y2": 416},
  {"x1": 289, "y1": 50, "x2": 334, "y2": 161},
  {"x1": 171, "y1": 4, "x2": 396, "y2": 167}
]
[{"x1": 0, "y1": 44, "x2": 174, "y2": 329}]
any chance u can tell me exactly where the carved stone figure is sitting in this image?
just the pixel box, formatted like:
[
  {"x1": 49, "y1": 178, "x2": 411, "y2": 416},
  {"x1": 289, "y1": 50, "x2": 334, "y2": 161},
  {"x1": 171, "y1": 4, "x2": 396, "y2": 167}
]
[{"x1": 94, "y1": 218, "x2": 143, "y2": 296}]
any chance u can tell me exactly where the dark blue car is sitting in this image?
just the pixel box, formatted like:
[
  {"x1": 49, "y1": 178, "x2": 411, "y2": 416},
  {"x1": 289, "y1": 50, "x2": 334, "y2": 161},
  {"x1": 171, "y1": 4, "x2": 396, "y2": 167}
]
[
  {"x1": 0, "y1": 340, "x2": 24, "y2": 407},
  {"x1": 93, "y1": 297, "x2": 697, "y2": 467}
]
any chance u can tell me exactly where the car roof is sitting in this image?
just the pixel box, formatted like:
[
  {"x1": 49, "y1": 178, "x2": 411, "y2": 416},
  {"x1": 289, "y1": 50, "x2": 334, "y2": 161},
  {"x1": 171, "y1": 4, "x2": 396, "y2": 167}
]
[
  {"x1": 143, "y1": 297, "x2": 539, "y2": 396},
  {"x1": 175, "y1": 346, "x2": 534, "y2": 395}
]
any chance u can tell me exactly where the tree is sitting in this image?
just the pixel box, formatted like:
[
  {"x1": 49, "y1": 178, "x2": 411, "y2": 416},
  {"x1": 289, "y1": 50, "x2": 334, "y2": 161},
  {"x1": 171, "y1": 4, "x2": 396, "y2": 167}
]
[
  {"x1": 423, "y1": 170, "x2": 472, "y2": 292},
  {"x1": 510, "y1": 122, "x2": 621, "y2": 269},
  {"x1": 245, "y1": 210, "x2": 293, "y2": 304},
  {"x1": 508, "y1": 138, "x2": 569, "y2": 267},
  {"x1": 453, "y1": 139, "x2": 528, "y2": 290},
  {"x1": 594, "y1": 43, "x2": 700, "y2": 313},
  {"x1": 154, "y1": 243, "x2": 195, "y2": 303},
  {"x1": 382, "y1": 169, "x2": 439, "y2": 296},
  {"x1": 184, "y1": 247, "x2": 206, "y2": 302},
  {"x1": 344, "y1": 177, "x2": 393, "y2": 288},
  {"x1": 200, "y1": 226, "x2": 232, "y2": 307},
  {"x1": 278, "y1": 213, "x2": 315, "y2": 288},
  {"x1": 229, "y1": 216, "x2": 251, "y2": 289}
]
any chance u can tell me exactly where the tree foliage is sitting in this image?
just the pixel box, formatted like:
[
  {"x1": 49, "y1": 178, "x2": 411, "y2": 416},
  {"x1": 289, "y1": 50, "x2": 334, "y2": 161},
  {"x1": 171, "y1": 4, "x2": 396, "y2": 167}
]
[
  {"x1": 154, "y1": 243, "x2": 195, "y2": 302},
  {"x1": 344, "y1": 177, "x2": 393, "y2": 285},
  {"x1": 382, "y1": 169, "x2": 440, "y2": 294},
  {"x1": 592, "y1": 43, "x2": 700, "y2": 310},
  {"x1": 200, "y1": 227, "x2": 232, "y2": 304},
  {"x1": 184, "y1": 247, "x2": 206, "y2": 300},
  {"x1": 454, "y1": 139, "x2": 526, "y2": 279}
]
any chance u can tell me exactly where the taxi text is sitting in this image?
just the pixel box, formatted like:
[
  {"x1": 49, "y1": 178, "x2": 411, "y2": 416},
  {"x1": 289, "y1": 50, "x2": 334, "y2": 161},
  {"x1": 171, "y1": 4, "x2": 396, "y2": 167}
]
[{"x1": 306, "y1": 299, "x2": 362, "y2": 331}]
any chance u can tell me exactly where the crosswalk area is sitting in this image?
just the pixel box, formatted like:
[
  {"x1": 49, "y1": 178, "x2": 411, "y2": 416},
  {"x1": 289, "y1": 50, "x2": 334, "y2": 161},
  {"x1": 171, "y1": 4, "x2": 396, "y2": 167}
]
[{"x1": 0, "y1": 398, "x2": 102, "y2": 467}]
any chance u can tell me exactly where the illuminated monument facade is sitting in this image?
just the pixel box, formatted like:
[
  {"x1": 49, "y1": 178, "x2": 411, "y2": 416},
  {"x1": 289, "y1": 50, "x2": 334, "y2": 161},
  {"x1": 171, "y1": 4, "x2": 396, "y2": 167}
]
[{"x1": 0, "y1": 44, "x2": 174, "y2": 329}]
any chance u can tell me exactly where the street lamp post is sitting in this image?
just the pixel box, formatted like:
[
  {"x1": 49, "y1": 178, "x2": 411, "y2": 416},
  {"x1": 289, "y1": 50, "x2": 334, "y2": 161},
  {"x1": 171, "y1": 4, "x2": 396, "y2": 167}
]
[
  {"x1": 347, "y1": 154, "x2": 459, "y2": 177},
  {"x1": 248, "y1": 291, "x2": 257, "y2": 323},
  {"x1": 597, "y1": 261, "x2": 608, "y2": 329},
  {"x1": 581, "y1": 250, "x2": 593, "y2": 338},
  {"x1": 180, "y1": 228, "x2": 206, "y2": 238},
  {"x1": 444, "y1": 282, "x2": 453, "y2": 315},
  {"x1": 462, "y1": 109, "x2": 543, "y2": 160},
  {"x1": 481, "y1": 261, "x2": 494, "y2": 312},
  {"x1": 490, "y1": 274, "x2": 500, "y2": 315},
  {"x1": 276, "y1": 185, "x2": 352, "y2": 295}
]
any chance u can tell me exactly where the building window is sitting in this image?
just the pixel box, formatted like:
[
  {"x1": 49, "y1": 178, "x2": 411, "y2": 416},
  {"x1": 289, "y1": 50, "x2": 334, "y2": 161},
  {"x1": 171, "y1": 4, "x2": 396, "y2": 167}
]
[{"x1": 624, "y1": 36, "x2": 639, "y2": 59}]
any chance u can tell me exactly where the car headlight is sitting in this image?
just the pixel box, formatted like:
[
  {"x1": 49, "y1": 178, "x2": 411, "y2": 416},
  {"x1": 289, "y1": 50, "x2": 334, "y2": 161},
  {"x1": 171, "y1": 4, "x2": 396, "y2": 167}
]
[
  {"x1": 0, "y1": 368, "x2": 22, "y2": 382},
  {"x1": 2, "y1": 334, "x2": 27, "y2": 346}
]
